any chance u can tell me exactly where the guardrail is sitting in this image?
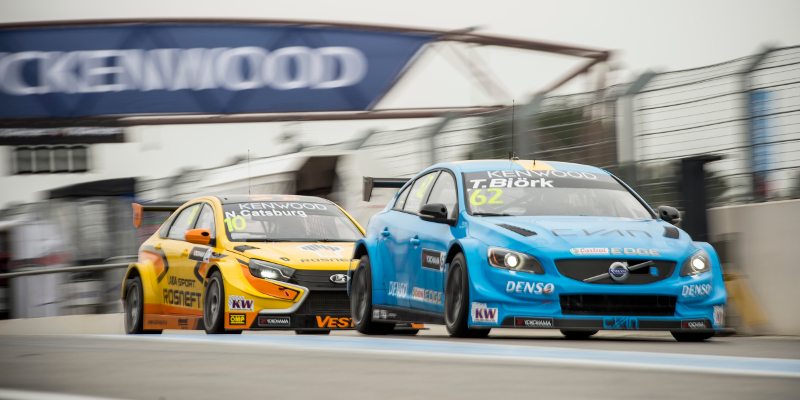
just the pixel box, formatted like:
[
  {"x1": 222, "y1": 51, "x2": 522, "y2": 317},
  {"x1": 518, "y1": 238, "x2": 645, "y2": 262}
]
[{"x1": 0, "y1": 263, "x2": 130, "y2": 279}]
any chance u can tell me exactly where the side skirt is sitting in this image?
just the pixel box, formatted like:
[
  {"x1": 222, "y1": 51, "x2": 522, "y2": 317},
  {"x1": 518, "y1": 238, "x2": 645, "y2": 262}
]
[{"x1": 371, "y1": 305, "x2": 445, "y2": 325}]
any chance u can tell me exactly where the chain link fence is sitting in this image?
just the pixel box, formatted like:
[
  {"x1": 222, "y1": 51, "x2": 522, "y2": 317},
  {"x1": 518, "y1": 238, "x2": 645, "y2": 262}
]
[{"x1": 361, "y1": 45, "x2": 800, "y2": 210}]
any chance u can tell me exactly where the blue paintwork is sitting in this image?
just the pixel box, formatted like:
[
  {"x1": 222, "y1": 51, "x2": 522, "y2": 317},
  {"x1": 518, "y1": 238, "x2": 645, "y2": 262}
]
[{"x1": 353, "y1": 160, "x2": 727, "y2": 331}]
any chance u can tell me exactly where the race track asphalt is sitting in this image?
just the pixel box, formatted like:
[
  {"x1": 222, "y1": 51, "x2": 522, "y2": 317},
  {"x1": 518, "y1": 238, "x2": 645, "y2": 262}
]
[{"x1": 0, "y1": 327, "x2": 799, "y2": 400}]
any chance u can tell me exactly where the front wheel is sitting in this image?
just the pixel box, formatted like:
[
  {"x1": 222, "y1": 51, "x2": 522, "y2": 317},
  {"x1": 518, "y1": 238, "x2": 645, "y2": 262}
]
[
  {"x1": 444, "y1": 253, "x2": 490, "y2": 338},
  {"x1": 672, "y1": 332, "x2": 715, "y2": 342},
  {"x1": 350, "y1": 255, "x2": 395, "y2": 335},
  {"x1": 204, "y1": 271, "x2": 227, "y2": 334}
]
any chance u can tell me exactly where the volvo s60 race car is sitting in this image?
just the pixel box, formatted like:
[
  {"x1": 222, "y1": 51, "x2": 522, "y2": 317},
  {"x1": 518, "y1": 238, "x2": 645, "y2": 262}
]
[
  {"x1": 122, "y1": 194, "x2": 364, "y2": 334},
  {"x1": 349, "y1": 160, "x2": 726, "y2": 342}
]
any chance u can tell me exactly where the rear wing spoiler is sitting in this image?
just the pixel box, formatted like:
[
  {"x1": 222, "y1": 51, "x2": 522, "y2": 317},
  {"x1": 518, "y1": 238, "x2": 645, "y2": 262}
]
[
  {"x1": 363, "y1": 177, "x2": 410, "y2": 202},
  {"x1": 132, "y1": 203, "x2": 184, "y2": 228}
]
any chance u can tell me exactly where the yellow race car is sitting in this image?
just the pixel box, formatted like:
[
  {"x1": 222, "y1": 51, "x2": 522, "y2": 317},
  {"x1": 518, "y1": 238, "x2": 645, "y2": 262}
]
[{"x1": 122, "y1": 194, "x2": 363, "y2": 334}]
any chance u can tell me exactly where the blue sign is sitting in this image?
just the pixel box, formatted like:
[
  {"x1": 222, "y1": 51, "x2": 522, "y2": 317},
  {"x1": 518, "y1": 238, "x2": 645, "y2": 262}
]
[
  {"x1": 0, "y1": 24, "x2": 434, "y2": 118},
  {"x1": 749, "y1": 91, "x2": 773, "y2": 196}
]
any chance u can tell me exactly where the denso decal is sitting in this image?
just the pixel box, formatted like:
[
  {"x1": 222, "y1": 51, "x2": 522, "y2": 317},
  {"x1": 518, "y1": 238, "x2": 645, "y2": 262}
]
[
  {"x1": 570, "y1": 248, "x2": 609, "y2": 256},
  {"x1": 506, "y1": 281, "x2": 554, "y2": 295},
  {"x1": 471, "y1": 302, "x2": 498, "y2": 324},
  {"x1": 388, "y1": 281, "x2": 407, "y2": 298},
  {"x1": 228, "y1": 295, "x2": 254, "y2": 312},
  {"x1": 229, "y1": 314, "x2": 246, "y2": 326},
  {"x1": 297, "y1": 244, "x2": 344, "y2": 258},
  {"x1": 682, "y1": 283, "x2": 712, "y2": 298},
  {"x1": 163, "y1": 289, "x2": 201, "y2": 308},
  {"x1": 316, "y1": 316, "x2": 354, "y2": 328},
  {"x1": 421, "y1": 248, "x2": 445, "y2": 271},
  {"x1": 603, "y1": 317, "x2": 639, "y2": 330}
]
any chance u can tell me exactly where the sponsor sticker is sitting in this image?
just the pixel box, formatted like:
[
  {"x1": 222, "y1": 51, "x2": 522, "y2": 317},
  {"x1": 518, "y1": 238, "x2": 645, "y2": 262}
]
[
  {"x1": 163, "y1": 289, "x2": 202, "y2": 308},
  {"x1": 713, "y1": 306, "x2": 724, "y2": 327},
  {"x1": 229, "y1": 314, "x2": 246, "y2": 326},
  {"x1": 471, "y1": 302, "x2": 498, "y2": 324},
  {"x1": 167, "y1": 276, "x2": 196, "y2": 288},
  {"x1": 515, "y1": 317, "x2": 554, "y2": 329},
  {"x1": 569, "y1": 248, "x2": 609, "y2": 256},
  {"x1": 603, "y1": 317, "x2": 639, "y2": 330},
  {"x1": 682, "y1": 283, "x2": 712, "y2": 298},
  {"x1": 316, "y1": 316, "x2": 354, "y2": 328},
  {"x1": 412, "y1": 287, "x2": 425, "y2": 301},
  {"x1": 258, "y1": 316, "x2": 290, "y2": 327},
  {"x1": 188, "y1": 246, "x2": 212, "y2": 262},
  {"x1": 682, "y1": 320, "x2": 708, "y2": 330},
  {"x1": 421, "y1": 249, "x2": 446, "y2": 270},
  {"x1": 388, "y1": 281, "x2": 407, "y2": 298},
  {"x1": 506, "y1": 281, "x2": 554, "y2": 295},
  {"x1": 228, "y1": 295, "x2": 254, "y2": 312},
  {"x1": 412, "y1": 287, "x2": 443, "y2": 304},
  {"x1": 297, "y1": 244, "x2": 344, "y2": 258}
]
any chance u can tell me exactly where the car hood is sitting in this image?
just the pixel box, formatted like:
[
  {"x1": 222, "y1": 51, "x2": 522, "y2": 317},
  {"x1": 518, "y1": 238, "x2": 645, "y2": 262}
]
[
  {"x1": 472, "y1": 216, "x2": 695, "y2": 260},
  {"x1": 227, "y1": 242, "x2": 354, "y2": 270}
]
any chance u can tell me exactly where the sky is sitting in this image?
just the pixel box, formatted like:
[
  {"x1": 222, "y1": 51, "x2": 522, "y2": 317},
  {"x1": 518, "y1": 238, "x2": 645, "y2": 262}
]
[{"x1": 1, "y1": 0, "x2": 799, "y2": 208}]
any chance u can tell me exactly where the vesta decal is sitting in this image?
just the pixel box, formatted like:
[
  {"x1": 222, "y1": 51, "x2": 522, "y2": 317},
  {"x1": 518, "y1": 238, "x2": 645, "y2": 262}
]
[{"x1": 316, "y1": 316, "x2": 354, "y2": 328}]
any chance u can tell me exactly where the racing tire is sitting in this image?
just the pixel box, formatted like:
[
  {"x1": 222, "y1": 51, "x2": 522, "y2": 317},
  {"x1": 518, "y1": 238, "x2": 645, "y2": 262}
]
[
  {"x1": 204, "y1": 271, "x2": 228, "y2": 334},
  {"x1": 350, "y1": 255, "x2": 395, "y2": 335},
  {"x1": 671, "y1": 332, "x2": 715, "y2": 342},
  {"x1": 445, "y1": 253, "x2": 490, "y2": 338},
  {"x1": 295, "y1": 330, "x2": 331, "y2": 335},
  {"x1": 561, "y1": 330, "x2": 598, "y2": 340},
  {"x1": 124, "y1": 276, "x2": 161, "y2": 335}
]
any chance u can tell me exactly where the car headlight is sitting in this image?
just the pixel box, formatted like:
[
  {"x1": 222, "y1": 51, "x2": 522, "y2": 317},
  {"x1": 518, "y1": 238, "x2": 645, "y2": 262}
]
[
  {"x1": 487, "y1": 247, "x2": 544, "y2": 274},
  {"x1": 680, "y1": 250, "x2": 711, "y2": 276},
  {"x1": 249, "y1": 259, "x2": 295, "y2": 282}
]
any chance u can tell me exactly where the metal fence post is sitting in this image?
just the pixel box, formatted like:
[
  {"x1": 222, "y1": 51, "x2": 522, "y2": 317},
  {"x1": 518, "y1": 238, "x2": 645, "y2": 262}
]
[
  {"x1": 615, "y1": 71, "x2": 656, "y2": 191},
  {"x1": 517, "y1": 93, "x2": 545, "y2": 160},
  {"x1": 428, "y1": 113, "x2": 456, "y2": 166}
]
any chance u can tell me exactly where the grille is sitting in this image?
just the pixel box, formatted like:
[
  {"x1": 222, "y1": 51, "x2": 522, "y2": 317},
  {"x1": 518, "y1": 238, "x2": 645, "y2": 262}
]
[
  {"x1": 560, "y1": 294, "x2": 676, "y2": 316},
  {"x1": 296, "y1": 291, "x2": 351, "y2": 315},
  {"x1": 555, "y1": 259, "x2": 676, "y2": 284},
  {"x1": 290, "y1": 270, "x2": 348, "y2": 289}
]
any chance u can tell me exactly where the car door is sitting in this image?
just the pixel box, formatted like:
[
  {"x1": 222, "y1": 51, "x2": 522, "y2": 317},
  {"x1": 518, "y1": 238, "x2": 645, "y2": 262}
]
[
  {"x1": 160, "y1": 203, "x2": 203, "y2": 315},
  {"x1": 376, "y1": 171, "x2": 438, "y2": 309},
  {"x1": 409, "y1": 170, "x2": 458, "y2": 313}
]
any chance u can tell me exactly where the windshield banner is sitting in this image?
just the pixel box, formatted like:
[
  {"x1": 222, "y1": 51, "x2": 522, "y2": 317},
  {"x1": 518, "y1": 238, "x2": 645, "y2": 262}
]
[
  {"x1": 0, "y1": 24, "x2": 433, "y2": 118},
  {"x1": 463, "y1": 170, "x2": 623, "y2": 191}
]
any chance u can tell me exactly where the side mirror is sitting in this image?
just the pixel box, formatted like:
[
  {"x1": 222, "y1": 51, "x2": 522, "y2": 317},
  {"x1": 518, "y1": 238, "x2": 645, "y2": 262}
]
[
  {"x1": 657, "y1": 206, "x2": 681, "y2": 225},
  {"x1": 419, "y1": 203, "x2": 456, "y2": 226},
  {"x1": 185, "y1": 229, "x2": 212, "y2": 245}
]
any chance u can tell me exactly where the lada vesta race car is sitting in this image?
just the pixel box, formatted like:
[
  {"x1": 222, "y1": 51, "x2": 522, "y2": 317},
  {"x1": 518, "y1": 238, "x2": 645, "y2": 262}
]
[
  {"x1": 349, "y1": 160, "x2": 726, "y2": 341},
  {"x1": 122, "y1": 194, "x2": 364, "y2": 334}
]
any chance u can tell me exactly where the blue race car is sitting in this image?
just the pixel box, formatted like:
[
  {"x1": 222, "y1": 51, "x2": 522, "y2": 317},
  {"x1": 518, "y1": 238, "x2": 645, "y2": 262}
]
[{"x1": 348, "y1": 159, "x2": 726, "y2": 342}]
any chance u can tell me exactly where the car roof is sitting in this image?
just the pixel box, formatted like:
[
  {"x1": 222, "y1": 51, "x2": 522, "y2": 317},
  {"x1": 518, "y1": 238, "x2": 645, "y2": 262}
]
[
  {"x1": 449, "y1": 159, "x2": 610, "y2": 174},
  {"x1": 214, "y1": 195, "x2": 332, "y2": 205}
]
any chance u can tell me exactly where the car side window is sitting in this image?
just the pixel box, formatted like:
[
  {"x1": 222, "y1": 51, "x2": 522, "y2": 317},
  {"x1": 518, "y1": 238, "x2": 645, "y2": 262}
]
[
  {"x1": 393, "y1": 185, "x2": 412, "y2": 210},
  {"x1": 195, "y1": 204, "x2": 216, "y2": 239},
  {"x1": 167, "y1": 204, "x2": 201, "y2": 240},
  {"x1": 402, "y1": 171, "x2": 439, "y2": 213},
  {"x1": 426, "y1": 171, "x2": 458, "y2": 218}
]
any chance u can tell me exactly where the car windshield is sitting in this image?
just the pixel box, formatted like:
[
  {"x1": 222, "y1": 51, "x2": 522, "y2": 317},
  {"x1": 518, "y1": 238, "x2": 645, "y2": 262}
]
[
  {"x1": 221, "y1": 200, "x2": 363, "y2": 242},
  {"x1": 463, "y1": 170, "x2": 653, "y2": 219}
]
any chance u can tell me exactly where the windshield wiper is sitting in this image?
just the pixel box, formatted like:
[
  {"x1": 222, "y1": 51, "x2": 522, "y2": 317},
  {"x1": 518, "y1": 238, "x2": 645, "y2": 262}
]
[{"x1": 472, "y1": 212, "x2": 512, "y2": 217}]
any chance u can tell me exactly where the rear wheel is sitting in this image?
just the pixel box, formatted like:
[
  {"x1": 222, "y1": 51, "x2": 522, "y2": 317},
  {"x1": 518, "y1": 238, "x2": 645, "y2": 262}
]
[
  {"x1": 124, "y1": 276, "x2": 161, "y2": 334},
  {"x1": 445, "y1": 253, "x2": 490, "y2": 338},
  {"x1": 350, "y1": 255, "x2": 395, "y2": 335},
  {"x1": 672, "y1": 331, "x2": 715, "y2": 342},
  {"x1": 204, "y1": 271, "x2": 227, "y2": 334},
  {"x1": 561, "y1": 330, "x2": 597, "y2": 340}
]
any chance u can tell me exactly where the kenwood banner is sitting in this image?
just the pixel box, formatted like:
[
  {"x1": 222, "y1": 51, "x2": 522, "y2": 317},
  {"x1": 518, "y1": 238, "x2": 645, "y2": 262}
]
[{"x1": 0, "y1": 24, "x2": 434, "y2": 118}]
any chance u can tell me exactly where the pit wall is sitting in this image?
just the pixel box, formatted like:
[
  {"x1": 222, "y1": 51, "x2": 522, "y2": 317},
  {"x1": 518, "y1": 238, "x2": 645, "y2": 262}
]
[{"x1": 708, "y1": 198, "x2": 800, "y2": 335}]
